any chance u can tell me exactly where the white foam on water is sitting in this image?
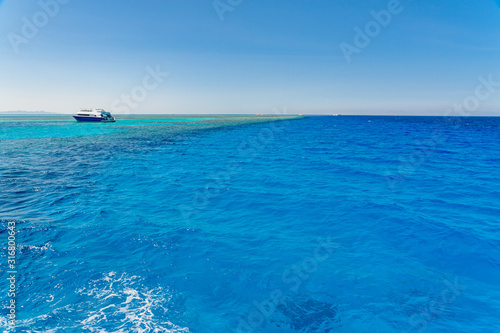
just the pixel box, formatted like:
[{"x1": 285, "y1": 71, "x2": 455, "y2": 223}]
[
  {"x1": 20, "y1": 241, "x2": 54, "y2": 252},
  {"x1": 78, "y1": 272, "x2": 189, "y2": 333},
  {"x1": 9, "y1": 272, "x2": 189, "y2": 333}
]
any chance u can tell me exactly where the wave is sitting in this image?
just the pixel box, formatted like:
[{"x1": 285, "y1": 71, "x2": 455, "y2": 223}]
[{"x1": 8, "y1": 273, "x2": 189, "y2": 333}]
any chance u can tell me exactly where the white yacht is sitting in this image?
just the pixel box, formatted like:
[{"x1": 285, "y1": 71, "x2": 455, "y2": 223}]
[{"x1": 73, "y1": 109, "x2": 115, "y2": 122}]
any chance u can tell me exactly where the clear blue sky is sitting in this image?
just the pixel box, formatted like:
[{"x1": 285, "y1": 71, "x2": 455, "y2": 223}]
[{"x1": 1, "y1": 0, "x2": 499, "y2": 115}]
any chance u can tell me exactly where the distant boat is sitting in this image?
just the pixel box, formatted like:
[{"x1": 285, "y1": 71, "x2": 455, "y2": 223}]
[{"x1": 73, "y1": 109, "x2": 115, "y2": 122}]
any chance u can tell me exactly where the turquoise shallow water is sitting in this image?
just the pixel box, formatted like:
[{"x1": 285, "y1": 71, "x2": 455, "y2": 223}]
[{"x1": 1, "y1": 115, "x2": 500, "y2": 332}]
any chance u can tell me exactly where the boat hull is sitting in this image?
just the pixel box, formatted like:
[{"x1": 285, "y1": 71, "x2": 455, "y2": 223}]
[{"x1": 73, "y1": 116, "x2": 115, "y2": 122}]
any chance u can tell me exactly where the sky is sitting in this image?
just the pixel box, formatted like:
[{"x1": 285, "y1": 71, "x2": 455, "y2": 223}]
[{"x1": 0, "y1": 0, "x2": 499, "y2": 115}]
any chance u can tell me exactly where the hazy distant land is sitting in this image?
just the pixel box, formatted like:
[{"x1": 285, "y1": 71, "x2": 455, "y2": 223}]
[{"x1": 0, "y1": 110, "x2": 60, "y2": 115}]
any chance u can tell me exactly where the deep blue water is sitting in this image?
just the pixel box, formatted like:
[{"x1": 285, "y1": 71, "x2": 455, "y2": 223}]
[{"x1": 1, "y1": 115, "x2": 500, "y2": 332}]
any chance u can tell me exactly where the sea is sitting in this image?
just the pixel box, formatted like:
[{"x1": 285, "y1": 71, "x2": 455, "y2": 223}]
[{"x1": 1, "y1": 114, "x2": 499, "y2": 332}]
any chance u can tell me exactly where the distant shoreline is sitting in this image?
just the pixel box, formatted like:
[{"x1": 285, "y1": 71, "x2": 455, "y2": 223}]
[{"x1": 0, "y1": 111, "x2": 61, "y2": 115}]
